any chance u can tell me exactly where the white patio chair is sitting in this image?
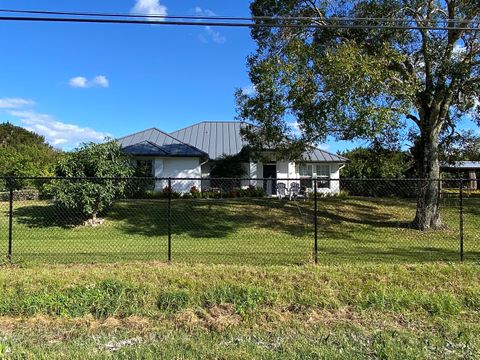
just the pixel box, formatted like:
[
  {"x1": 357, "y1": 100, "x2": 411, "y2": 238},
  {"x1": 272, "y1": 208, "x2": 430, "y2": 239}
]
[{"x1": 277, "y1": 182, "x2": 287, "y2": 199}]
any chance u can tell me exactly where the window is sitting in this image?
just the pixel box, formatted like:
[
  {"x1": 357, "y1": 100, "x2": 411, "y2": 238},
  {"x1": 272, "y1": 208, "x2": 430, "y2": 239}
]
[
  {"x1": 297, "y1": 163, "x2": 331, "y2": 189},
  {"x1": 316, "y1": 164, "x2": 330, "y2": 188},
  {"x1": 136, "y1": 160, "x2": 154, "y2": 177},
  {"x1": 299, "y1": 164, "x2": 313, "y2": 177},
  {"x1": 299, "y1": 164, "x2": 313, "y2": 189}
]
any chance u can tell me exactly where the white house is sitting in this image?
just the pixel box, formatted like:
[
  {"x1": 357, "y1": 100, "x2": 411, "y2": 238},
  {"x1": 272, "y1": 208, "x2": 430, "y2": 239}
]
[{"x1": 117, "y1": 121, "x2": 348, "y2": 195}]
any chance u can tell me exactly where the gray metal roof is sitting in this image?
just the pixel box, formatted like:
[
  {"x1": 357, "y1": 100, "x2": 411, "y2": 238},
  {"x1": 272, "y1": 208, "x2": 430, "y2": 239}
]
[
  {"x1": 170, "y1": 121, "x2": 246, "y2": 160},
  {"x1": 117, "y1": 128, "x2": 208, "y2": 158},
  {"x1": 441, "y1": 161, "x2": 480, "y2": 169},
  {"x1": 122, "y1": 141, "x2": 169, "y2": 156},
  {"x1": 170, "y1": 121, "x2": 347, "y2": 162},
  {"x1": 302, "y1": 147, "x2": 348, "y2": 162}
]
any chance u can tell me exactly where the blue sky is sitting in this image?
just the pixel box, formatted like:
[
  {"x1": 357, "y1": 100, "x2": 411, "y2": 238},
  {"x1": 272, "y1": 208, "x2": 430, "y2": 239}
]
[{"x1": 0, "y1": 0, "x2": 261, "y2": 148}]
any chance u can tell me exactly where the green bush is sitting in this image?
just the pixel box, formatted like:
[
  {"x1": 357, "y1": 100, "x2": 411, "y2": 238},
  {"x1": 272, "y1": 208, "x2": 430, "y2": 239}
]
[{"x1": 48, "y1": 141, "x2": 134, "y2": 220}]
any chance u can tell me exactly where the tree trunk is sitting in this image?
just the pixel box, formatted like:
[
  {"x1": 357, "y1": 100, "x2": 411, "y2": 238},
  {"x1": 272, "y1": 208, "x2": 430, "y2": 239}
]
[{"x1": 412, "y1": 126, "x2": 442, "y2": 230}]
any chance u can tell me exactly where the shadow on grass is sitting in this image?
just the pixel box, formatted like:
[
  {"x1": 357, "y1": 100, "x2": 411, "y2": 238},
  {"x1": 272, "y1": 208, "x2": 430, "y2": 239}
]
[
  {"x1": 10, "y1": 198, "x2": 480, "y2": 264},
  {"x1": 12, "y1": 198, "x2": 433, "y2": 238},
  {"x1": 318, "y1": 245, "x2": 478, "y2": 263},
  {"x1": 316, "y1": 209, "x2": 413, "y2": 229},
  {"x1": 14, "y1": 203, "x2": 85, "y2": 229},
  {"x1": 108, "y1": 199, "x2": 311, "y2": 239},
  {"x1": 12, "y1": 199, "x2": 311, "y2": 239},
  {"x1": 13, "y1": 198, "x2": 474, "y2": 257}
]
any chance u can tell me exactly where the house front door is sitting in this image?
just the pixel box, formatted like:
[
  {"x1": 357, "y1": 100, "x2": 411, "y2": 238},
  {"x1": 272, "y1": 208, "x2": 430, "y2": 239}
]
[{"x1": 263, "y1": 163, "x2": 277, "y2": 195}]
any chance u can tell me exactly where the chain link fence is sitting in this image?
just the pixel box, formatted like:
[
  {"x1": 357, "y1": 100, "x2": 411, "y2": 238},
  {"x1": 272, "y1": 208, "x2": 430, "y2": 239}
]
[{"x1": 0, "y1": 176, "x2": 478, "y2": 265}]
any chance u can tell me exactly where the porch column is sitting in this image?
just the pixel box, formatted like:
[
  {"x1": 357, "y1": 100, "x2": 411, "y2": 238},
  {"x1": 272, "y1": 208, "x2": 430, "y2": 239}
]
[
  {"x1": 249, "y1": 161, "x2": 257, "y2": 187},
  {"x1": 469, "y1": 170, "x2": 477, "y2": 190}
]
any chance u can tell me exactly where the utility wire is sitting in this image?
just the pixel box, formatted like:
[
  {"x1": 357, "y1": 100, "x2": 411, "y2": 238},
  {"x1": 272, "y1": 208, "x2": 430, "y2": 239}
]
[
  {"x1": 0, "y1": 8, "x2": 479, "y2": 26},
  {"x1": 0, "y1": 15, "x2": 478, "y2": 31}
]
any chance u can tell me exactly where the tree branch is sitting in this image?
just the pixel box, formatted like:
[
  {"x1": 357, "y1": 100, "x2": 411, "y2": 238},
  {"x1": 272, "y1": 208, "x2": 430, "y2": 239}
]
[{"x1": 406, "y1": 114, "x2": 421, "y2": 128}]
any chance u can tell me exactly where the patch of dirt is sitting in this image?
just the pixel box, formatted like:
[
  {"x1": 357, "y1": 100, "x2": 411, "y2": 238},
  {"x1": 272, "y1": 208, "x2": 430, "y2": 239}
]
[
  {"x1": 101, "y1": 317, "x2": 122, "y2": 328},
  {"x1": 302, "y1": 308, "x2": 431, "y2": 332},
  {"x1": 203, "y1": 304, "x2": 242, "y2": 331},
  {"x1": 305, "y1": 307, "x2": 357, "y2": 325},
  {"x1": 123, "y1": 316, "x2": 151, "y2": 330},
  {"x1": 174, "y1": 309, "x2": 203, "y2": 331},
  {"x1": 174, "y1": 305, "x2": 243, "y2": 332},
  {"x1": 0, "y1": 317, "x2": 18, "y2": 333}
]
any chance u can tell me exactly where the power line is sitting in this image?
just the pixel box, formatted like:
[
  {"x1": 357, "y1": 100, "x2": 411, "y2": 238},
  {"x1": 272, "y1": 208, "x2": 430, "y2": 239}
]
[
  {"x1": 0, "y1": 8, "x2": 479, "y2": 26},
  {"x1": 0, "y1": 16, "x2": 479, "y2": 31}
]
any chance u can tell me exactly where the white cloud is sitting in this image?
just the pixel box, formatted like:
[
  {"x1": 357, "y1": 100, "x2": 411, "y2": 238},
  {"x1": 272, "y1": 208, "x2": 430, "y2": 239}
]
[
  {"x1": 194, "y1": 6, "x2": 216, "y2": 17},
  {"x1": 205, "y1": 26, "x2": 226, "y2": 44},
  {"x1": 69, "y1": 76, "x2": 88, "y2": 88},
  {"x1": 92, "y1": 75, "x2": 109, "y2": 88},
  {"x1": 194, "y1": 6, "x2": 226, "y2": 44},
  {"x1": 131, "y1": 0, "x2": 167, "y2": 21},
  {"x1": 69, "y1": 75, "x2": 110, "y2": 89},
  {"x1": 0, "y1": 97, "x2": 35, "y2": 109},
  {"x1": 8, "y1": 110, "x2": 110, "y2": 149}
]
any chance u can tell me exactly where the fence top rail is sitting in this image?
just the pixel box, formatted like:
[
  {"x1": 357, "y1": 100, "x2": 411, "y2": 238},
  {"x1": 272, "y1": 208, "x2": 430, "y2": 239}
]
[{"x1": 0, "y1": 176, "x2": 475, "y2": 182}]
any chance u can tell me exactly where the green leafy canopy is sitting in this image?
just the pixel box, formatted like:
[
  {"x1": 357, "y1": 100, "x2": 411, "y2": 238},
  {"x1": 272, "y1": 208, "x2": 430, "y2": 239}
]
[
  {"x1": 236, "y1": 0, "x2": 480, "y2": 162},
  {"x1": 48, "y1": 141, "x2": 134, "y2": 219},
  {"x1": 0, "y1": 122, "x2": 60, "y2": 178}
]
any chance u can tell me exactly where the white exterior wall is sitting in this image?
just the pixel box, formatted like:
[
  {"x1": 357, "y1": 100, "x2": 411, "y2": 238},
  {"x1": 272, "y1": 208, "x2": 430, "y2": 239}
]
[
  {"x1": 153, "y1": 157, "x2": 202, "y2": 193},
  {"x1": 145, "y1": 156, "x2": 342, "y2": 195},
  {"x1": 276, "y1": 161, "x2": 289, "y2": 179},
  {"x1": 324, "y1": 163, "x2": 341, "y2": 194},
  {"x1": 247, "y1": 160, "x2": 343, "y2": 194}
]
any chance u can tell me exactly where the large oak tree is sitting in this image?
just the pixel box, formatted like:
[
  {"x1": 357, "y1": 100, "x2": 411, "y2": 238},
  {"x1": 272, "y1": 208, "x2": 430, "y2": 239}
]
[{"x1": 236, "y1": 0, "x2": 480, "y2": 230}]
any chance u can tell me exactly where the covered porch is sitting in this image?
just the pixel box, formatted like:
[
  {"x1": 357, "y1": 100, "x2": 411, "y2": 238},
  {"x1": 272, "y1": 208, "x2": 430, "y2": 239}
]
[{"x1": 441, "y1": 161, "x2": 480, "y2": 190}]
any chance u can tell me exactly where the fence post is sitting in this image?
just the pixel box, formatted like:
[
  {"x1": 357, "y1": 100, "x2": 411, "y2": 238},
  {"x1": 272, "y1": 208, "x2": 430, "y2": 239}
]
[
  {"x1": 459, "y1": 178, "x2": 464, "y2": 262},
  {"x1": 314, "y1": 178, "x2": 318, "y2": 264},
  {"x1": 167, "y1": 177, "x2": 172, "y2": 262},
  {"x1": 7, "y1": 186, "x2": 13, "y2": 261}
]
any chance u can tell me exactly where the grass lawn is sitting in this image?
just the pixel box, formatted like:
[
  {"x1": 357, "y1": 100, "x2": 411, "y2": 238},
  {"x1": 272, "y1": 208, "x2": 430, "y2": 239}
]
[
  {"x1": 0, "y1": 262, "x2": 479, "y2": 358},
  {"x1": 0, "y1": 196, "x2": 479, "y2": 265}
]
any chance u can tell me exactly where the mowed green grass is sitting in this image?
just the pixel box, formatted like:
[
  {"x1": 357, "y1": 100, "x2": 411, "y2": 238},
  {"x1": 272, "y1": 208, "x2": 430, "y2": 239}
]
[
  {"x1": 0, "y1": 196, "x2": 479, "y2": 265},
  {"x1": 0, "y1": 262, "x2": 479, "y2": 358}
]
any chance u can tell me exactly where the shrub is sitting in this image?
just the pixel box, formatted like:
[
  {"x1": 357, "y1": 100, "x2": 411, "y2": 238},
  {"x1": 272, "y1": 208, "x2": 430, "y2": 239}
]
[
  {"x1": 125, "y1": 177, "x2": 155, "y2": 199},
  {"x1": 340, "y1": 179, "x2": 418, "y2": 198},
  {"x1": 159, "y1": 186, "x2": 181, "y2": 199},
  {"x1": 48, "y1": 141, "x2": 134, "y2": 221},
  {"x1": 190, "y1": 186, "x2": 202, "y2": 199}
]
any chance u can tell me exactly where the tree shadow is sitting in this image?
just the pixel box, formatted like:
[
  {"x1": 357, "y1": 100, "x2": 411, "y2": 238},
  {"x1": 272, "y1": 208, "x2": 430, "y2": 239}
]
[
  {"x1": 318, "y1": 245, "x2": 478, "y2": 263},
  {"x1": 316, "y1": 208, "x2": 413, "y2": 229},
  {"x1": 107, "y1": 198, "x2": 311, "y2": 239},
  {"x1": 10, "y1": 198, "x2": 477, "y2": 265},
  {"x1": 14, "y1": 203, "x2": 85, "y2": 229}
]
